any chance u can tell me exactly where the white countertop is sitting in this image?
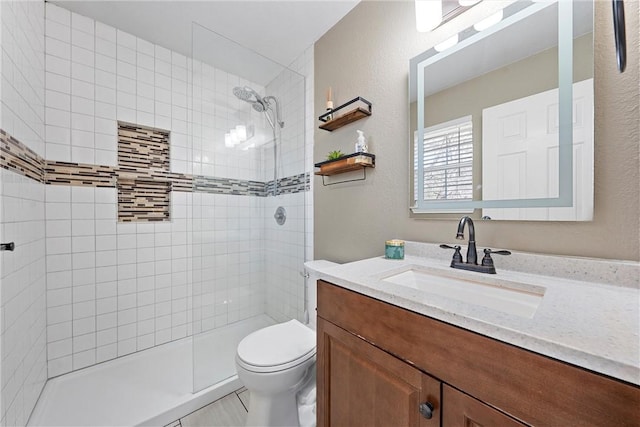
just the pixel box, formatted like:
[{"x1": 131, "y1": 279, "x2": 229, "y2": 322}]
[{"x1": 306, "y1": 244, "x2": 640, "y2": 386}]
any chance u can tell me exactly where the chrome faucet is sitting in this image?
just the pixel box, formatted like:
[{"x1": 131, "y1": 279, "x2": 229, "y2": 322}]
[
  {"x1": 456, "y1": 216, "x2": 477, "y2": 265},
  {"x1": 439, "y1": 216, "x2": 511, "y2": 274}
]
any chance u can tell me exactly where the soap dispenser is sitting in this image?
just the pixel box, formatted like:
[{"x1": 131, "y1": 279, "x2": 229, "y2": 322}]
[{"x1": 355, "y1": 130, "x2": 368, "y2": 153}]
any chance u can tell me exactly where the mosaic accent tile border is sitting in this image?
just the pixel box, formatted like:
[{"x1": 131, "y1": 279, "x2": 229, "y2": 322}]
[
  {"x1": 1, "y1": 127, "x2": 309, "y2": 215},
  {"x1": 193, "y1": 173, "x2": 310, "y2": 197},
  {"x1": 0, "y1": 129, "x2": 45, "y2": 183},
  {"x1": 45, "y1": 161, "x2": 117, "y2": 187},
  {"x1": 194, "y1": 176, "x2": 267, "y2": 196},
  {"x1": 269, "y1": 173, "x2": 310, "y2": 195},
  {"x1": 150, "y1": 170, "x2": 193, "y2": 192}
]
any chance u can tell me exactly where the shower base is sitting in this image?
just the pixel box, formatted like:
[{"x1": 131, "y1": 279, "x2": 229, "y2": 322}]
[{"x1": 27, "y1": 315, "x2": 275, "y2": 426}]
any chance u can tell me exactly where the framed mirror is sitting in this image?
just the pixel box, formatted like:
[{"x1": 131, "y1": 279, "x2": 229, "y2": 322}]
[{"x1": 409, "y1": 0, "x2": 594, "y2": 221}]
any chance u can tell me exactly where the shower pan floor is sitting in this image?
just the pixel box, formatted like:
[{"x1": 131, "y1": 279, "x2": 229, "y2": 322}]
[{"x1": 27, "y1": 315, "x2": 275, "y2": 427}]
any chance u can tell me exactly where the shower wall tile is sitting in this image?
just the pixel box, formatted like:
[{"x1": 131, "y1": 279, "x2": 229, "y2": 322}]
[
  {"x1": 1, "y1": 1, "x2": 47, "y2": 426},
  {"x1": 36, "y1": 4, "x2": 313, "y2": 383},
  {"x1": 191, "y1": 192, "x2": 266, "y2": 335},
  {"x1": 0, "y1": 171, "x2": 47, "y2": 426},
  {"x1": 45, "y1": 4, "x2": 72, "y2": 164},
  {"x1": 262, "y1": 45, "x2": 313, "y2": 324}
]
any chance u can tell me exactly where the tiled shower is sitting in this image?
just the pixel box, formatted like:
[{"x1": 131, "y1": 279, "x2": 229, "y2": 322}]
[{"x1": 0, "y1": 1, "x2": 314, "y2": 425}]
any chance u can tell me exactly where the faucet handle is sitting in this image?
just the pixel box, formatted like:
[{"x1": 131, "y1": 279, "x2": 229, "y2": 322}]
[
  {"x1": 440, "y1": 244, "x2": 463, "y2": 264},
  {"x1": 484, "y1": 248, "x2": 511, "y2": 256},
  {"x1": 440, "y1": 244, "x2": 460, "y2": 250},
  {"x1": 481, "y1": 248, "x2": 511, "y2": 267}
]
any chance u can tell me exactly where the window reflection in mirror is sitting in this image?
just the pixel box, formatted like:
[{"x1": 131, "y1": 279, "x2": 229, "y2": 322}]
[
  {"x1": 413, "y1": 116, "x2": 473, "y2": 204},
  {"x1": 409, "y1": 0, "x2": 594, "y2": 221}
]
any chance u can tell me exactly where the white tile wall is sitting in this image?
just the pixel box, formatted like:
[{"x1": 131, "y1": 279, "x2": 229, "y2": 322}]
[
  {"x1": 44, "y1": 186, "x2": 198, "y2": 374},
  {"x1": 193, "y1": 44, "x2": 313, "y2": 333},
  {"x1": 0, "y1": 0, "x2": 46, "y2": 157},
  {"x1": 0, "y1": 1, "x2": 47, "y2": 426},
  {"x1": 39, "y1": 4, "x2": 314, "y2": 381},
  {"x1": 264, "y1": 45, "x2": 313, "y2": 323},
  {"x1": 264, "y1": 192, "x2": 307, "y2": 323},
  {"x1": 41, "y1": 4, "x2": 198, "y2": 375},
  {"x1": 0, "y1": 172, "x2": 47, "y2": 427},
  {"x1": 2, "y1": 2, "x2": 313, "y2": 419},
  {"x1": 191, "y1": 193, "x2": 266, "y2": 335},
  {"x1": 191, "y1": 63, "x2": 266, "y2": 182}
]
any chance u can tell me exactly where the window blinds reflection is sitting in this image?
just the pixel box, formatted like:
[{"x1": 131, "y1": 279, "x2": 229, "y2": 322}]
[{"x1": 414, "y1": 117, "x2": 473, "y2": 202}]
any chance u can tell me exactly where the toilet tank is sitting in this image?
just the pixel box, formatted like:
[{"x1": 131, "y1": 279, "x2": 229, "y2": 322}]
[{"x1": 305, "y1": 260, "x2": 338, "y2": 331}]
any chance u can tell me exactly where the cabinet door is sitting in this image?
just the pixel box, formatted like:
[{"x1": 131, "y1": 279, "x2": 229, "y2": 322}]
[
  {"x1": 443, "y1": 385, "x2": 526, "y2": 427},
  {"x1": 317, "y1": 318, "x2": 440, "y2": 427}
]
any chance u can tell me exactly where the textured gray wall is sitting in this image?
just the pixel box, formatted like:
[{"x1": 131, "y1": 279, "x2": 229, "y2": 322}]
[{"x1": 314, "y1": 1, "x2": 639, "y2": 262}]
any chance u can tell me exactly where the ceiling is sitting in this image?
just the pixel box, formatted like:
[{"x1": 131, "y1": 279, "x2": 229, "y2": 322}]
[{"x1": 52, "y1": 0, "x2": 360, "y2": 84}]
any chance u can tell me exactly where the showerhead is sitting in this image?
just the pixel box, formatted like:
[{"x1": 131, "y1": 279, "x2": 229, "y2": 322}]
[
  {"x1": 232, "y1": 86, "x2": 284, "y2": 129},
  {"x1": 233, "y1": 86, "x2": 261, "y2": 103},
  {"x1": 251, "y1": 101, "x2": 266, "y2": 113}
]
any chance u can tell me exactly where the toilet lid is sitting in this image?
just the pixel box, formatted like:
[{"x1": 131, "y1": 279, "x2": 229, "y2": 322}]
[{"x1": 237, "y1": 319, "x2": 316, "y2": 368}]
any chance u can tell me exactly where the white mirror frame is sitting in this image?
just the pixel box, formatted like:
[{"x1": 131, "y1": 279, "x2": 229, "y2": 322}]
[{"x1": 411, "y1": 0, "x2": 575, "y2": 211}]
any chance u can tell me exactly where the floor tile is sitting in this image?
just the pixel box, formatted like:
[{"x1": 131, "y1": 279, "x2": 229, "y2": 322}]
[
  {"x1": 237, "y1": 389, "x2": 250, "y2": 410},
  {"x1": 180, "y1": 393, "x2": 247, "y2": 427}
]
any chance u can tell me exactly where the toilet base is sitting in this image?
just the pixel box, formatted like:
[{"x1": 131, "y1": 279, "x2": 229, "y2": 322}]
[{"x1": 246, "y1": 390, "x2": 300, "y2": 427}]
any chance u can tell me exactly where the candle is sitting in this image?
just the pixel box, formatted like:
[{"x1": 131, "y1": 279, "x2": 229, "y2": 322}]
[
  {"x1": 326, "y1": 87, "x2": 333, "y2": 110},
  {"x1": 385, "y1": 240, "x2": 405, "y2": 260}
]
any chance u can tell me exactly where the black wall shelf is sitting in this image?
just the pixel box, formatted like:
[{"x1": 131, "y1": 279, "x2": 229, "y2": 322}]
[{"x1": 318, "y1": 97, "x2": 372, "y2": 131}]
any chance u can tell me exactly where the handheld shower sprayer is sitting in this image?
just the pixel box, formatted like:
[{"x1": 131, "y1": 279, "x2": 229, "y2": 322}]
[
  {"x1": 232, "y1": 86, "x2": 284, "y2": 129},
  {"x1": 263, "y1": 96, "x2": 284, "y2": 129}
]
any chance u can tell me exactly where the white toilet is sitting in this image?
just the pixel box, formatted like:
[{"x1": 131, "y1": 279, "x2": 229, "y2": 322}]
[
  {"x1": 236, "y1": 319, "x2": 316, "y2": 426},
  {"x1": 235, "y1": 261, "x2": 336, "y2": 427}
]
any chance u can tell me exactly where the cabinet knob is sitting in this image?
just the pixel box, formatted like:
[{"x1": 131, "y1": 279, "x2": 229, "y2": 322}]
[{"x1": 419, "y1": 402, "x2": 434, "y2": 419}]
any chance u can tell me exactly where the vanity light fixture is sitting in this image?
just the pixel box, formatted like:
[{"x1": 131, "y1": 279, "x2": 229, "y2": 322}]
[
  {"x1": 415, "y1": 0, "x2": 443, "y2": 32},
  {"x1": 458, "y1": 0, "x2": 481, "y2": 6},
  {"x1": 473, "y1": 10, "x2": 504, "y2": 31},
  {"x1": 434, "y1": 33, "x2": 459, "y2": 52}
]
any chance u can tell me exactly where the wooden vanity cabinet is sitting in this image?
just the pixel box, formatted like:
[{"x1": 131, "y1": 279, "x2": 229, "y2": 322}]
[
  {"x1": 442, "y1": 385, "x2": 527, "y2": 427},
  {"x1": 318, "y1": 318, "x2": 441, "y2": 427},
  {"x1": 316, "y1": 280, "x2": 640, "y2": 427}
]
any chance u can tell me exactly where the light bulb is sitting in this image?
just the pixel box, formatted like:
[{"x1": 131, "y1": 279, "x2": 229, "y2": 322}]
[
  {"x1": 415, "y1": 0, "x2": 442, "y2": 32},
  {"x1": 435, "y1": 34, "x2": 459, "y2": 52},
  {"x1": 473, "y1": 10, "x2": 503, "y2": 31}
]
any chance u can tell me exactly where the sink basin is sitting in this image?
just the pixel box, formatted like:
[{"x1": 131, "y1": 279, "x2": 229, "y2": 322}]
[{"x1": 380, "y1": 265, "x2": 545, "y2": 318}]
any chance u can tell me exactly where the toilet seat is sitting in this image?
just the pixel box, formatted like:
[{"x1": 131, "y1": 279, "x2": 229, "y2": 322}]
[{"x1": 237, "y1": 319, "x2": 316, "y2": 373}]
